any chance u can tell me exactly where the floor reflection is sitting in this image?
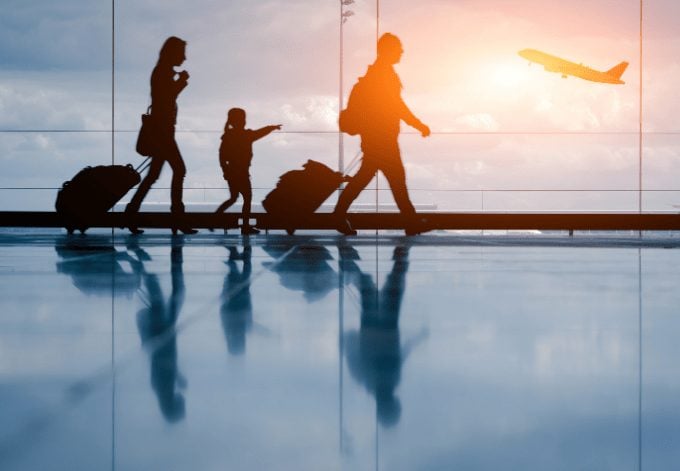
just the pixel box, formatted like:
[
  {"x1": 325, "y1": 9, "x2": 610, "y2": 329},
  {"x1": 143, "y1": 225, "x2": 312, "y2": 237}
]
[
  {"x1": 53, "y1": 237, "x2": 427, "y2": 430},
  {"x1": 21, "y1": 233, "x2": 677, "y2": 470},
  {"x1": 262, "y1": 241, "x2": 337, "y2": 302},
  {"x1": 220, "y1": 243, "x2": 253, "y2": 355},
  {"x1": 55, "y1": 237, "x2": 144, "y2": 297},
  {"x1": 341, "y1": 244, "x2": 426, "y2": 428},
  {"x1": 134, "y1": 239, "x2": 187, "y2": 423}
]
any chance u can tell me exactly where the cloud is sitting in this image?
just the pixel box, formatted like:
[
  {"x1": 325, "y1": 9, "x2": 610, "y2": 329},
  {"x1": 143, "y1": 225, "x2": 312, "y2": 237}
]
[
  {"x1": 454, "y1": 113, "x2": 500, "y2": 132},
  {"x1": 0, "y1": 0, "x2": 110, "y2": 71},
  {"x1": 0, "y1": 72, "x2": 111, "y2": 130}
]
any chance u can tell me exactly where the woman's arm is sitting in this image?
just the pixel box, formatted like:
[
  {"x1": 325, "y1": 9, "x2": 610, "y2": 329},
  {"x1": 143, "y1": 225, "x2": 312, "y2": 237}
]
[{"x1": 174, "y1": 70, "x2": 190, "y2": 95}]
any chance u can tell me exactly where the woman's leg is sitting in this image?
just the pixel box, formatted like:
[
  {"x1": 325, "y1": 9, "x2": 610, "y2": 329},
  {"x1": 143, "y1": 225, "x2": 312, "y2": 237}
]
[
  {"x1": 164, "y1": 139, "x2": 187, "y2": 215},
  {"x1": 126, "y1": 157, "x2": 164, "y2": 213},
  {"x1": 164, "y1": 137, "x2": 196, "y2": 234}
]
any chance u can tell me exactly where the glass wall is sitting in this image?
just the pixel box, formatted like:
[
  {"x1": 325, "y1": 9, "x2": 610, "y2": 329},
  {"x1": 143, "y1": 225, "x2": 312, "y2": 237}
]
[{"x1": 1, "y1": 1, "x2": 677, "y2": 212}]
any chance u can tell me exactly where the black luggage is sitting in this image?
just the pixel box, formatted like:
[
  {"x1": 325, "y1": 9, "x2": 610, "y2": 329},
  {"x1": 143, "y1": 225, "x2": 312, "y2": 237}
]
[
  {"x1": 55, "y1": 159, "x2": 150, "y2": 234},
  {"x1": 262, "y1": 160, "x2": 346, "y2": 233}
]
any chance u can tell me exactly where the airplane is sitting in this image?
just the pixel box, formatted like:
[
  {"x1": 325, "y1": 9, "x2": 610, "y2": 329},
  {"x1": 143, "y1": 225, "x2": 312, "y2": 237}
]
[{"x1": 518, "y1": 48, "x2": 628, "y2": 84}]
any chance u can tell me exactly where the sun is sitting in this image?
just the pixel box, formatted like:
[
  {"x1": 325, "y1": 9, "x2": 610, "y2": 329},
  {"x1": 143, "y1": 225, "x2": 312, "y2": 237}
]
[
  {"x1": 486, "y1": 59, "x2": 531, "y2": 89},
  {"x1": 467, "y1": 54, "x2": 542, "y2": 104}
]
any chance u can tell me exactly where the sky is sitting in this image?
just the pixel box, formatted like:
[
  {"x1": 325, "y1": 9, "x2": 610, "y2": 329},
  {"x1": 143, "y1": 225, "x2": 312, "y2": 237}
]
[{"x1": 1, "y1": 0, "x2": 679, "y2": 211}]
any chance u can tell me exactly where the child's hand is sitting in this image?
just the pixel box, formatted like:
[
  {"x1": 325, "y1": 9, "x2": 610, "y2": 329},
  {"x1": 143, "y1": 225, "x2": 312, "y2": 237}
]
[{"x1": 273, "y1": 124, "x2": 282, "y2": 131}]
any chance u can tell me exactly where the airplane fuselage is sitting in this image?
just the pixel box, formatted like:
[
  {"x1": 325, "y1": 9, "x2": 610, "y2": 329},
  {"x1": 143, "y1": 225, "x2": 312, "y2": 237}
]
[{"x1": 518, "y1": 48, "x2": 626, "y2": 84}]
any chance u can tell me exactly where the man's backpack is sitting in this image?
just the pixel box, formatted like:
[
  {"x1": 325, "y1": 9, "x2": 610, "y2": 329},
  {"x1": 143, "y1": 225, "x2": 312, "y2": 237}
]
[{"x1": 339, "y1": 74, "x2": 371, "y2": 136}]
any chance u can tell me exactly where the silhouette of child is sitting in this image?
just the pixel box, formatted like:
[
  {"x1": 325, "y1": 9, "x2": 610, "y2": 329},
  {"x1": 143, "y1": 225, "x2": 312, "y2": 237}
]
[{"x1": 215, "y1": 108, "x2": 281, "y2": 235}]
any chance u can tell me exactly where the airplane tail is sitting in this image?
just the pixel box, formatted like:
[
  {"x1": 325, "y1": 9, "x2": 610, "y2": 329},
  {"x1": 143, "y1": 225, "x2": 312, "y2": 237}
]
[{"x1": 606, "y1": 61, "x2": 629, "y2": 79}]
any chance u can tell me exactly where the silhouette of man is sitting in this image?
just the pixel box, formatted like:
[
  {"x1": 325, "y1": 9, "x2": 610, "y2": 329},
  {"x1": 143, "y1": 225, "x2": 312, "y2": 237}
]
[
  {"x1": 342, "y1": 244, "x2": 426, "y2": 427},
  {"x1": 136, "y1": 241, "x2": 187, "y2": 423},
  {"x1": 125, "y1": 36, "x2": 196, "y2": 235},
  {"x1": 335, "y1": 33, "x2": 431, "y2": 236},
  {"x1": 220, "y1": 244, "x2": 253, "y2": 355}
]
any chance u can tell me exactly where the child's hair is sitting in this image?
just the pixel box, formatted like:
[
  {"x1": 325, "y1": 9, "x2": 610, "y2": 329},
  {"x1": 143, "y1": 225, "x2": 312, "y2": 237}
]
[{"x1": 226, "y1": 108, "x2": 246, "y2": 129}]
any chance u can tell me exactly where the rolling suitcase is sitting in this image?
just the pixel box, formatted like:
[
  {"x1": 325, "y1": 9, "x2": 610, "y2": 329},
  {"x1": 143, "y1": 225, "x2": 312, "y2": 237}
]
[
  {"x1": 262, "y1": 160, "x2": 346, "y2": 234},
  {"x1": 55, "y1": 158, "x2": 151, "y2": 234}
]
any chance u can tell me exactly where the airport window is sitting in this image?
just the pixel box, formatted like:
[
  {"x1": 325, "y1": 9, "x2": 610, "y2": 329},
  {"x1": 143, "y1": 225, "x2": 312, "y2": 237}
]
[{"x1": 0, "y1": 1, "x2": 676, "y2": 212}]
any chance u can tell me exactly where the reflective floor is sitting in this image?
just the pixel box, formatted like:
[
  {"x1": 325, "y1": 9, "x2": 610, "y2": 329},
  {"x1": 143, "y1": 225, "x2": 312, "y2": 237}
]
[{"x1": 1, "y1": 230, "x2": 679, "y2": 470}]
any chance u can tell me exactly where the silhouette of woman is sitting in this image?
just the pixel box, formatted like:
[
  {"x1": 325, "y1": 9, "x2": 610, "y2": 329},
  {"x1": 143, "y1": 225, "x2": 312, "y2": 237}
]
[
  {"x1": 215, "y1": 108, "x2": 281, "y2": 235},
  {"x1": 125, "y1": 36, "x2": 197, "y2": 235}
]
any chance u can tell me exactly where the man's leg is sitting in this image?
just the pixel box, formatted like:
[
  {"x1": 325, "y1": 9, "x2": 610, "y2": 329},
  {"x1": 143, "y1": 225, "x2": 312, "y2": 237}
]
[
  {"x1": 333, "y1": 160, "x2": 377, "y2": 235},
  {"x1": 381, "y1": 158, "x2": 428, "y2": 235},
  {"x1": 334, "y1": 160, "x2": 377, "y2": 215},
  {"x1": 381, "y1": 158, "x2": 416, "y2": 216}
]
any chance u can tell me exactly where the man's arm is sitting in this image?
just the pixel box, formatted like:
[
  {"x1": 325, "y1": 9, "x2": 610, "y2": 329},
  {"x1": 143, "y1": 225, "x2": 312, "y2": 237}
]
[{"x1": 398, "y1": 97, "x2": 430, "y2": 137}]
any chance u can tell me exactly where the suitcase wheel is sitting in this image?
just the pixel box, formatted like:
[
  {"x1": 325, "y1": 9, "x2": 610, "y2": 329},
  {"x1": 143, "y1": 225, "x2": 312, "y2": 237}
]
[{"x1": 286, "y1": 228, "x2": 296, "y2": 235}]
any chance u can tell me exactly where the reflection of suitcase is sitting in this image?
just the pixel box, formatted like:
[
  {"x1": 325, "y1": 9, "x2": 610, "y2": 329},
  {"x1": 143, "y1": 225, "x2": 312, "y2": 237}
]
[
  {"x1": 262, "y1": 160, "x2": 345, "y2": 231},
  {"x1": 56, "y1": 244, "x2": 142, "y2": 296},
  {"x1": 55, "y1": 159, "x2": 150, "y2": 234}
]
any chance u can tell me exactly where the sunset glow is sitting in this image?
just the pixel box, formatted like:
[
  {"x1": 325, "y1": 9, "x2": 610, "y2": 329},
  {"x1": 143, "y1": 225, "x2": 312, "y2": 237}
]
[
  {"x1": 0, "y1": 0, "x2": 679, "y2": 213},
  {"x1": 484, "y1": 57, "x2": 532, "y2": 90}
]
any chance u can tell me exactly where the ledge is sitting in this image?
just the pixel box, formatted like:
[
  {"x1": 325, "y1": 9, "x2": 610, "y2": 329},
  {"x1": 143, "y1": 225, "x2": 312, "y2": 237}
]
[{"x1": 1, "y1": 211, "x2": 679, "y2": 232}]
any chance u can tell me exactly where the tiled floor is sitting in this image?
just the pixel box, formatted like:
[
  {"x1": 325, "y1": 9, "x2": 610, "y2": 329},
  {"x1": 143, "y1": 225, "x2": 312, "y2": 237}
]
[{"x1": 1, "y1": 230, "x2": 679, "y2": 470}]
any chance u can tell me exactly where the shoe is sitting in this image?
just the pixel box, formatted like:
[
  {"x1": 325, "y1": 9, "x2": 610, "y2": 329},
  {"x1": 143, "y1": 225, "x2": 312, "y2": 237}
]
[
  {"x1": 336, "y1": 219, "x2": 357, "y2": 236},
  {"x1": 171, "y1": 226, "x2": 198, "y2": 235},
  {"x1": 241, "y1": 226, "x2": 260, "y2": 235},
  {"x1": 404, "y1": 218, "x2": 429, "y2": 236},
  {"x1": 123, "y1": 206, "x2": 143, "y2": 235}
]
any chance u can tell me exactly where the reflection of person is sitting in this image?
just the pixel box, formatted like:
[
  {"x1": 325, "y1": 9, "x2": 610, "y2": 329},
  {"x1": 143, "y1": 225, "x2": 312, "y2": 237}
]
[
  {"x1": 125, "y1": 36, "x2": 196, "y2": 235},
  {"x1": 215, "y1": 108, "x2": 282, "y2": 235},
  {"x1": 342, "y1": 245, "x2": 425, "y2": 427},
  {"x1": 335, "y1": 33, "x2": 431, "y2": 236},
  {"x1": 220, "y1": 244, "x2": 253, "y2": 355},
  {"x1": 136, "y1": 242, "x2": 187, "y2": 423}
]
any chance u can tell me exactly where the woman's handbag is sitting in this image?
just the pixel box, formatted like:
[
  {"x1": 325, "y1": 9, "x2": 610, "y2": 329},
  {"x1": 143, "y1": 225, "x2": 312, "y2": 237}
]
[{"x1": 135, "y1": 106, "x2": 156, "y2": 157}]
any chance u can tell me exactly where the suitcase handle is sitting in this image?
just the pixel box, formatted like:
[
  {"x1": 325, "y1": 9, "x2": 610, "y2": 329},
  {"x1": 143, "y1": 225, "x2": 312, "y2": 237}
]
[{"x1": 135, "y1": 157, "x2": 152, "y2": 174}]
